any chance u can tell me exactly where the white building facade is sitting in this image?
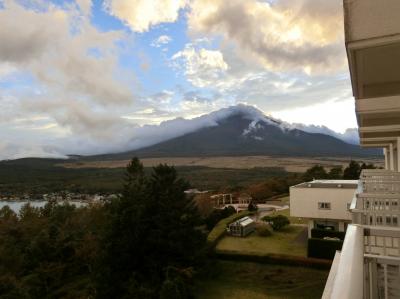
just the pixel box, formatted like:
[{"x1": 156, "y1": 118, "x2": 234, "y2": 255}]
[
  {"x1": 290, "y1": 180, "x2": 358, "y2": 238},
  {"x1": 323, "y1": 1, "x2": 400, "y2": 298}
]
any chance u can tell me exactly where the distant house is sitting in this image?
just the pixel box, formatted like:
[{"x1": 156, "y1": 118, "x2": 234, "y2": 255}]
[
  {"x1": 237, "y1": 193, "x2": 252, "y2": 205},
  {"x1": 227, "y1": 216, "x2": 256, "y2": 237},
  {"x1": 290, "y1": 180, "x2": 358, "y2": 238},
  {"x1": 210, "y1": 193, "x2": 233, "y2": 206}
]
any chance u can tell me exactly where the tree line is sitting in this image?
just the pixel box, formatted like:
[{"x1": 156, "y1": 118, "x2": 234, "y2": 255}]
[
  {"x1": 302, "y1": 160, "x2": 378, "y2": 181},
  {"x1": 0, "y1": 158, "x2": 206, "y2": 299}
]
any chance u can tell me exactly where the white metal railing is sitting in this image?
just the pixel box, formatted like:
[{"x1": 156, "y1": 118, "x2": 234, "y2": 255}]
[
  {"x1": 360, "y1": 170, "x2": 400, "y2": 194},
  {"x1": 325, "y1": 169, "x2": 400, "y2": 298},
  {"x1": 352, "y1": 193, "x2": 400, "y2": 227},
  {"x1": 328, "y1": 225, "x2": 364, "y2": 299},
  {"x1": 360, "y1": 170, "x2": 400, "y2": 181},
  {"x1": 363, "y1": 226, "x2": 400, "y2": 299}
]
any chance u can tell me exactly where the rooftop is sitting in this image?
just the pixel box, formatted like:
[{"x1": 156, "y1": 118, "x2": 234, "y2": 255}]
[
  {"x1": 230, "y1": 216, "x2": 254, "y2": 227},
  {"x1": 292, "y1": 180, "x2": 359, "y2": 189}
]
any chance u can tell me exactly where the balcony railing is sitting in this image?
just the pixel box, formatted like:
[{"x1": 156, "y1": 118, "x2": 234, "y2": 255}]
[
  {"x1": 325, "y1": 169, "x2": 400, "y2": 299},
  {"x1": 323, "y1": 225, "x2": 400, "y2": 299}
]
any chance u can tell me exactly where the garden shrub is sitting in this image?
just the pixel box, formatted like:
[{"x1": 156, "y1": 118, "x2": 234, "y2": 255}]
[
  {"x1": 307, "y1": 238, "x2": 343, "y2": 260},
  {"x1": 256, "y1": 224, "x2": 272, "y2": 237},
  {"x1": 262, "y1": 215, "x2": 290, "y2": 231}
]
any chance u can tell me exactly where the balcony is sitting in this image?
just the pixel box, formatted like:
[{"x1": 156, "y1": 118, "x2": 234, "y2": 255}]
[
  {"x1": 323, "y1": 224, "x2": 400, "y2": 299},
  {"x1": 324, "y1": 169, "x2": 400, "y2": 298}
]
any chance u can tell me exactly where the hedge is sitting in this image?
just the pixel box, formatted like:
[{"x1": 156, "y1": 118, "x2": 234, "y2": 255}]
[
  {"x1": 207, "y1": 211, "x2": 252, "y2": 249},
  {"x1": 311, "y1": 228, "x2": 345, "y2": 240},
  {"x1": 215, "y1": 250, "x2": 332, "y2": 270},
  {"x1": 307, "y1": 238, "x2": 343, "y2": 260}
]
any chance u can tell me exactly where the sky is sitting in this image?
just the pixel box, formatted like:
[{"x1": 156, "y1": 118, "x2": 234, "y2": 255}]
[{"x1": 0, "y1": 0, "x2": 357, "y2": 159}]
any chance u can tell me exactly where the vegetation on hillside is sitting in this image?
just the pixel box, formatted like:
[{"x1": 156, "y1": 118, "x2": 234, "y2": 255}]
[
  {"x1": 302, "y1": 160, "x2": 378, "y2": 181},
  {"x1": 0, "y1": 158, "x2": 207, "y2": 299},
  {"x1": 0, "y1": 158, "x2": 288, "y2": 196}
]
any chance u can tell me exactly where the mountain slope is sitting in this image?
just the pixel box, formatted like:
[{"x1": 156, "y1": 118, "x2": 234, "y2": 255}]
[{"x1": 89, "y1": 112, "x2": 379, "y2": 160}]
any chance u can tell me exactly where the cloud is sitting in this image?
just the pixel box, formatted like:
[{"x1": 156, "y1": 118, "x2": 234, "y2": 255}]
[
  {"x1": 0, "y1": 104, "x2": 359, "y2": 159},
  {"x1": 151, "y1": 35, "x2": 172, "y2": 47},
  {"x1": 171, "y1": 44, "x2": 228, "y2": 87},
  {"x1": 288, "y1": 124, "x2": 359, "y2": 145},
  {"x1": 104, "y1": 0, "x2": 186, "y2": 32},
  {"x1": 0, "y1": 1, "x2": 136, "y2": 142},
  {"x1": 188, "y1": 0, "x2": 346, "y2": 74}
]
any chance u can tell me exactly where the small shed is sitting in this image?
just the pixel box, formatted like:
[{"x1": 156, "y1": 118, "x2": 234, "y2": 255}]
[{"x1": 227, "y1": 216, "x2": 256, "y2": 237}]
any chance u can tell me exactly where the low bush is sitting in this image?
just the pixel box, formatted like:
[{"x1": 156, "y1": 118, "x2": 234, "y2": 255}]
[
  {"x1": 215, "y1": 251, "x2": 332, "y2": 270},
  {"x1": 205, "y1": 206, "x2": 237, "y2": 230},
  {"x1": 256, "y1": 224, "x2": 272, "y2": 237},
  {"x1": 247, "y1": 201, "x2": 258, "y2": 212},
  {"x1": 262, "y1": 215, "x2": 290, "y2": 231}
]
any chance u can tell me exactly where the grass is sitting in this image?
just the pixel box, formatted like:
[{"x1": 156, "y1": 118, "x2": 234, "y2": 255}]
[
  {"x1": 195, "y1": 260, "x2": 329, "y2": 299},
  {"x1": 216, "y1": 225, "x2": 307, "y2": 257},
  {"x1": 270, "y1": 208, "x2": 309, "y2": 225},
  {"x1": 207, "y1": 211, "x2": 252, "y2": 246}
]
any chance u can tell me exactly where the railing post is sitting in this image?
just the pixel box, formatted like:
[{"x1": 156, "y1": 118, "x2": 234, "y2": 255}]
[
  {"x1": 390, "y1": 143, "x2": 395, "y2": 171},
  {"x1": 330, "y1": 225, "x2": 364, "y2": 299}
]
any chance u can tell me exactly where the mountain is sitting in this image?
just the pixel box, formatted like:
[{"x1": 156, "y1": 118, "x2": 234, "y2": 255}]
[{"x1": 87, "y1": 106, "x2": 379, "y2": 160}]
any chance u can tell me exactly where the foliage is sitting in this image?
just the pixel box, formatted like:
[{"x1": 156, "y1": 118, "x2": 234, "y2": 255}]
[
  {"x1": 302, "y1": 161, "x2": 378, "y2": 181},
  {"x1": 247, "y1": 201, "x2": 258, "y2": 212},
  {"x1": 247, "y1": 175, "x2": 302, "y2": 201},
  {"x1": 256, "y1": 225, "x2": 272, "y2": 237},
  {"x1": 262, "y1": 215, "x2": 290, "y2": 231},
  {"x1": 342, "y1": 160, "x2": 361, "y2": 179},
  {"x1": 205, "y1": 206, "x2": 237, "y2": 230},
  {"x1": 328, "y1": 166, "x2": 343, "y2": 179},
  {"x1": 0, "y1": 157, "x2": 207, "y2": 299},
  {"x1": 307, "y1": 238, "x2": 343, "y2": 260},
  {"x1": 0, "y1": 158, "x2": 288, "y2": 196},
  {"x1": 95, "y1": 158, "x2": 206, "y2": 299},
  {"x1": 0, "y1": 201, "x2": 107, "y2": 299},
  {"x1": 302, "y1": 165, "x2": 328, "y2": 181}
]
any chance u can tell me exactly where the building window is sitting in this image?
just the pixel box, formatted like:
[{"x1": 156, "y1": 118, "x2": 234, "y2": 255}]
[{"x1": 318, "y1": 202, "x2": 331, "y2": 210}]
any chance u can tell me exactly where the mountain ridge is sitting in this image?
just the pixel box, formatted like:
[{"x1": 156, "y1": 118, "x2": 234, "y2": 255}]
[{"x1": 84, "y1": 109, "x2": 379, "y2": 160}]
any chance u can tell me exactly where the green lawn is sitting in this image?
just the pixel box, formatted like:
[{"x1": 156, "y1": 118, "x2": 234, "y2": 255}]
[
  {"x1": 216, "y1": 225, "x2": 307, "y2": 257},
  {"x1": 195, "y1": 260, "x2": 328, "y2": 299},
  {"x1": 270, "y1": 208, "x2": 309, "y2": 225}
]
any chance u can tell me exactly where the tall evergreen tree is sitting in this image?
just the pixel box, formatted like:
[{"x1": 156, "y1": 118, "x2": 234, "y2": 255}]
[
  {"x1": 328, "y1": 166, "x2": 343, "y2": 179},
  {"x1": 343, "y1": 160, "x2": 361, "y2": 179},
  {"x1": 95, "y1": 158, "x2": 205, "y2": 299},
  {"x1": 302, "y1": 165, "x2": 328, "y2": 181}
]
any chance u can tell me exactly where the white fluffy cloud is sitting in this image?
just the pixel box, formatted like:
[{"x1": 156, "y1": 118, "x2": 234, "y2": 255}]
[
  {"x1": 0, "y1": 1, "x2": 136, "y2": 142},
  {"x1": 104, "y1": 0, "x2": 186, "y2": 32},
  {"x1": 188, "y1": 0, "x2": 346, "y2": 74},
  {"x1": 172, "y1": 44, "x2": 228, "y2": 88},
  {"x1": 151, "y1": 35, "x2": 172, "y2": 47}
]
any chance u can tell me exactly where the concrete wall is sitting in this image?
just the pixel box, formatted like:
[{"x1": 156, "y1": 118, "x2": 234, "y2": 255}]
[
  {"x1": 344, "y1": 0, "x2": 400, "y2": 42},
  {"x1": 290, "y1": 186, "x2": 355, "y2": 220}
]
